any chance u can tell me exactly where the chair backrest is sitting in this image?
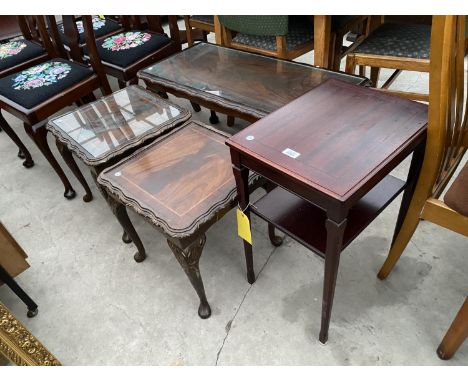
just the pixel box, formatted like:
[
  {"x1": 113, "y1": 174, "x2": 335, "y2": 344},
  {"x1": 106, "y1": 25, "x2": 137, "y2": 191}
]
[
  {"x1": 16, "y1": 16, "x2": 42, "y2": 42},
  {"x1": 425, "y1": 15, "x2": 467, "y2": 198},
  {"x1": 218, "y1": 16, "x2": 289, "y2": 36}
]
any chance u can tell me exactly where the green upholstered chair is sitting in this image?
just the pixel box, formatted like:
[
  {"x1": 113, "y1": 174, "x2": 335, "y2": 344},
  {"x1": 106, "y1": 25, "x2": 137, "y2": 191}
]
[{"x1": 219, "y1": 15, "x2": 314, "y2": 60}]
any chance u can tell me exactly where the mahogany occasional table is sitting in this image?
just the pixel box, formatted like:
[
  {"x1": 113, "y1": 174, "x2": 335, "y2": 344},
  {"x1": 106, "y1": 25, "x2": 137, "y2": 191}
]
[
  {"x1": 97, "y1": 121, "x2": 259, "y2": 318},
  {"x1": 138, "y1": 42, "x2": 369, "y2": 125},
  {"x1": 226, "y1": 79, "x2": 428, "y2": 343}
]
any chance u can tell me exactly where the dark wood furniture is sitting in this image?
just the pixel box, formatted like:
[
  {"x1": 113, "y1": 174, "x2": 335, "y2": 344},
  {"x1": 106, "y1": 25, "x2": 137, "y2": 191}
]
[
  {"x1": 47, "y1": 85, "x2": 190, "y2": 204},
  {"x1": 437, "y1": 297, "x2": 467, "y2": 360},
  {"x1": 226, "y1": 79, "x2": 428, "y2": 343},
  {"x1": 63, "y1": 15, "x2": 182, "y2": 89},
  {"x1": 0, "y1": 15, "x2": 111, "y2": 199},
  {"x1": 138, "y1": 42, "x2": 368, "y2": 126},
  {"x1": 97, "y1": 121, "x2": 259, "y2": 318},
  {"x1": 0, "y1": 16, "x2": 48, "y2": 78},
  {"x1": 0, "y1": 222, "x2": 38, "y2": 317}
]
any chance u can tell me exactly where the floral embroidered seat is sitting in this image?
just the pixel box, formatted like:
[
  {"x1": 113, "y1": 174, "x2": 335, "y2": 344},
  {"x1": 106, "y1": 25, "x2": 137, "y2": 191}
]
[
  {"x1": 0, "y1": 39, "x2": 46, "y2": 73},
  {"x1": 57, "y1": 16, "x2": 121, "y2": 45},
  {"x1": 84, "y1": 30, "x2": 172, "y2": 68},
  {"x1": 0, "y1": 58, "x2": 93, "y2": 110}
]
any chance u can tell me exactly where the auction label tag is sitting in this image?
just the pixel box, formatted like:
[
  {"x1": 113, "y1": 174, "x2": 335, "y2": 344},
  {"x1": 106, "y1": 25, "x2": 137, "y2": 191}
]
[
  {"x1": 282, "y1": 148, "x2": 300, "y2": 159},
  {"x1": 236, "y1": 208, "x2": 252, "y2": 245}
]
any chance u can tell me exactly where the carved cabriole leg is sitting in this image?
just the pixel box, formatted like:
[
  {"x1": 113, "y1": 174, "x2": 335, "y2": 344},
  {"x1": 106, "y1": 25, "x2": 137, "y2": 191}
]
[
  {"x1": 90, "y1": 168, "x2": 135, "y2": 246},
  {"x1": 24, "y1": 123, "x2": 75, "y2": 199},
  {"x1": 0, "y1": 111, "x2": 34, "y2": 168},
  {"x1": 319, "y1": 217, "x2": 347, "y2": 344},
  {"x1": 55, "y1": 140, "x2": 93, "y2": 202},
  {"x1": 118, "y1": 80, "x2": 126, "y2": 89},
  {"x1": 167, "y1": 235, "x2": 211, "y2": 319},
  {"x1": 107, "y1": 197, "x2": 147, "y2": 263}
]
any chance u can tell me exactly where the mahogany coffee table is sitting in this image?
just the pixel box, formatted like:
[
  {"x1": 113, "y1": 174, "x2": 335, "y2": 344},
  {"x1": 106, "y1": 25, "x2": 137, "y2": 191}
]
[
  {"x1": 227, "y1": 79, "x2": 428, "y2": 343},
  {"x1": 97, "y1": 121, "x2": 258, "y2": 318},
  {"x1": 138, "y1": 42, "x2": 369, "y2": 124}
]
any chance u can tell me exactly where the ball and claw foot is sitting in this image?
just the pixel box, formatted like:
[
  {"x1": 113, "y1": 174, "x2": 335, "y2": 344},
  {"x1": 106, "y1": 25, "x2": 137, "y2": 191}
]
[
  {"x1": 198, "y1": 302, "x2": 211, "y2": 319},
  {"x1": 27, "y1": 308, "x2": 38, "y2": 318},
  {"x1": 134, "y1": 251, "x2": 146, "y2": 263},
  {"x1": 22, "y1": 159, "x2": 34, "y2": 168},
  {"x1": 64, "y1": 188, "x2": 76, "y2": 200},
  {"x1": 122, "y1": 231, "x2": 132, "y2": 244}
]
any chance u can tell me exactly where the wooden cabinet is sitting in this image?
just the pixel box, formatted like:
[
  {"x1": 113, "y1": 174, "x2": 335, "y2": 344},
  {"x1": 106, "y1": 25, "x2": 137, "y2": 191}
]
[{"x1": 0, "y1": 222, "x2": 30, "y2": 286}]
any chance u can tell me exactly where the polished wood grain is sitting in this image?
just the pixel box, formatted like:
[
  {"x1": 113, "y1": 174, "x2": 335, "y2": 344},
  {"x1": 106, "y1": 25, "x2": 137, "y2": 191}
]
[
  {"x1": 98, "y1": 121, "x2": 253, "y2": 238},
  {"x1": 139, "y1": 42, "x2": 368, "y2": 121},
  {"x1": 98, "y1": 120, "x2": 259, "y2": 318},
  {"x1": 47, "y1": 85, "x2": 190, "y2": 166},
  {"x1": 227, "y1": 77, "x2": 428, "y2": 344},
  {"x1": 228, "y1": 79, "x2": 427, "y2": 203}
]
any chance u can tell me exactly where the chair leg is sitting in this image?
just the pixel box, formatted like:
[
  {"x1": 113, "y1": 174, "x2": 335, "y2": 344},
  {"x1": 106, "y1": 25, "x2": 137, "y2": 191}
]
[
  {"x1": 370, "y1": 67, "x2": 381, "y2": 87},
  {"x1": 437, "y1": 297, "x2": 468, "y2": 360},
  {"x1": 118, "y1": 79, "x2": 126, "y2": 89},
  {"x1": 359, "y1": 65, "x2": 365, "y2": 77},
  {"x1": 377, "y1": 199, "x2": 425, "y2": 280},
  {"x1": 0, "y1": 111, "x2": 34, "y2": 168},
  {"x1": 55, "y1": 140, "x2": 93, "y2": 202},
  {"x1": 24, "y1": 123, "x2": 76, "y2": 200},
  {"x1": 345, "y1": 54, "x2": 356, "y2": 74}
]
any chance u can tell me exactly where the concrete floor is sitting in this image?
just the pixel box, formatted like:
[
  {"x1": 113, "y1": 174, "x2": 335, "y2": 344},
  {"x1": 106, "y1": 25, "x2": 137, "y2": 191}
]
[{"x1": 0, "y1": 24, "x2": 467, "y2": 365}]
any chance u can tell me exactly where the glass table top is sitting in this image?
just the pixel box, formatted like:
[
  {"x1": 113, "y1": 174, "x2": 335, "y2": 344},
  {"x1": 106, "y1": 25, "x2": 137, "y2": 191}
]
[
  {"x1": 139, "y1": 43, "x2": 368, "y2": 118},
  {"x1": 47, "y1": 85, "x2": 190, "y2": 165}
]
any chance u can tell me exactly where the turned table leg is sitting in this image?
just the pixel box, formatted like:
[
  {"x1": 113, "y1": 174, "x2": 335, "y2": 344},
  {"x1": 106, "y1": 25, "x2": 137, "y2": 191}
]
[
  {"x1": 167, "y1": 235, "x2": 211, "y2": 319},
  {"x1": 319, "y1": 216, "x2": 347, "y2": 343}
]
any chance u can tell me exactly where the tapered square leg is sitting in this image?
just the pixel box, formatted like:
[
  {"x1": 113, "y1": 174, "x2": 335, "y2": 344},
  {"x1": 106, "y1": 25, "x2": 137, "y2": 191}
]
[{"x1": 319, "y1": 217, "x2": 347, "y2": 343}]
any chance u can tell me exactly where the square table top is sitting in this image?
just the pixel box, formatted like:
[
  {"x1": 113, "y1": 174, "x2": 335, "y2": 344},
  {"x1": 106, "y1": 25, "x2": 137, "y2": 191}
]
[
  {"x1": 98, "y1": 120, "x2": 256, "y2": 240},
  {"x1": 47, "y1": 85, "x2": 190, "y2": 166},
  {"x1": 226, "y1": 79, "x2": 428, "y2": 203},
  {"x1": 138, "y1": 42, "x2": 368, "y2": 120}
]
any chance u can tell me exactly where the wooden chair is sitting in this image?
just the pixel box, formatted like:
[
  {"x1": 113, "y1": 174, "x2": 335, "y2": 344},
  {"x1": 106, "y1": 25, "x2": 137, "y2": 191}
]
[
  {"x1": 329, "y1": 16, "x2": 370, "y2": 71},
  {"x1": 437, "y1": 297, "x2": 467, "y2": 360},
  {"x1": 64, "y1": 15, "x2": 181, "y2": 89},
  {"x1": 345, "y1": 17, "x2": 433, "y2": 101},
  {"x1": 56, "y1": 16, "x2": 122, "y2": 50},
  {"x1": 219, "y1": 15, "x2": 314, "y2": 60},
  {"x1": 377, "y1": 16, "x2": 467, "y2": 280},
  {"x1": 0, "y1": 16, "x2": 49, "y2": 78},
  {"x1": 0, "y1": 15, "x2": 111, "y2": 199},
  {"x1": 183, "y1": 15, "x2": 222, "y2": 46}
]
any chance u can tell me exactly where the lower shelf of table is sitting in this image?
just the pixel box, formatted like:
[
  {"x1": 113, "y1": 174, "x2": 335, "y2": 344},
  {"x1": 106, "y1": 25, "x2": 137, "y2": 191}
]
[{"x1": 250, "y1": 175, "x2": 406, "y2": 258}]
